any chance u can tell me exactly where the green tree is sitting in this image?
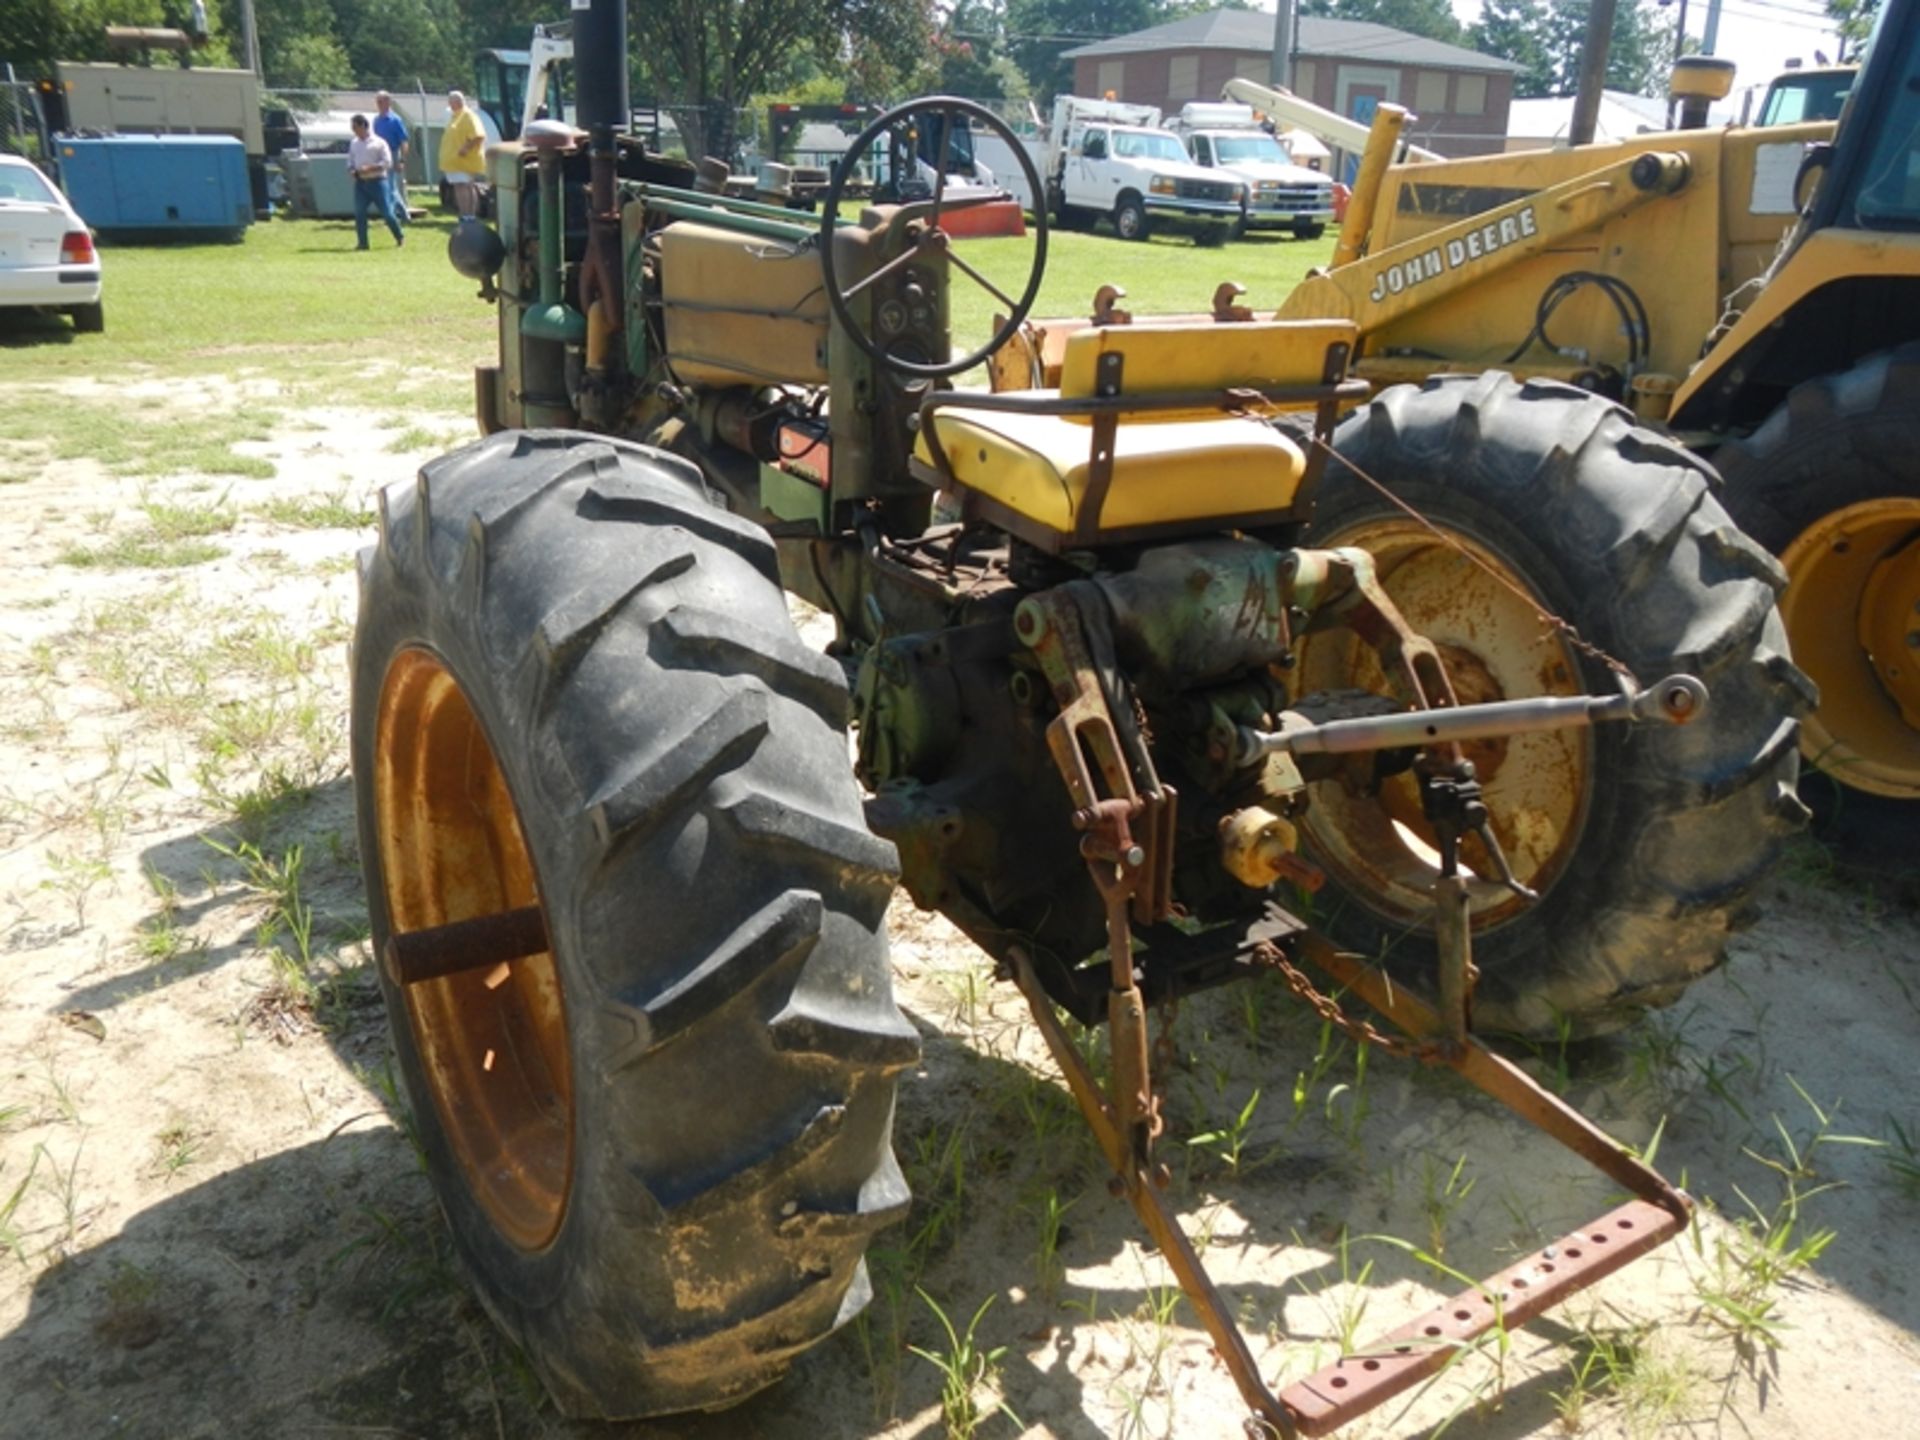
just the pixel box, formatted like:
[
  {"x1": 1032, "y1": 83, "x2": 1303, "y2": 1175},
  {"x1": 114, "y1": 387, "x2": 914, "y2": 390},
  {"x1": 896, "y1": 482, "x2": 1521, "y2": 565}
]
[
  {"x1": 1826, "y1": 0, "x2": 1881, "y2": 59},
  {"x1": 1, "y1": 0, "x2": 169, "y2": 72},
  {"x1": 937, "y1": 0, "x2": 1011, "y2": 97},
  {"x1": 634, "y1": 0, "x2": 935, "y2": 162},
  {"x1": 1301, "y1": 0, "x2": 1464, "y2": 46},
  {"x1": 1471, "y1": 0, "x2": 1553, "y2": 98},
  {"x1": 334, "y1": 0, "x2": 470, "y2": 88},
  {"x1": 1003, "y1": 0, "x2": 1161, "y2": 101},
  {"x1": 1476, "y1": 0, "x2": 1671, "y2": 99}
]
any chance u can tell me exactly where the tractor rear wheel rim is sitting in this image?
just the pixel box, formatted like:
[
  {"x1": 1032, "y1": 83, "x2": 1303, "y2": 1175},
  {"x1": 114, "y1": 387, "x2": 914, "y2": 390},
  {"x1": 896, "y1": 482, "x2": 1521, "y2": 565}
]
[
  {"x1": 1296, "y1": 518, "x2": 1593, "y2": 930},
  {"x1": 374, "y1": 646, "x2": 574, "y2": 1251},
  {"x1": 1780, "y1": 497, "x2": 1920, "y2": 799}
]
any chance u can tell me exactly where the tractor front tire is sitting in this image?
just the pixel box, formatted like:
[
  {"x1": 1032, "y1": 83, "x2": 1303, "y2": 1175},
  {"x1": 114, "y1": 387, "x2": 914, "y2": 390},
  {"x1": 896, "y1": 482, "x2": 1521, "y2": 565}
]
[
  {"x1": 1300, "y1": 373, "x2": 1812, "y2": 1037},
  {"x1": 351, "y1": 430, "x2": 917, "y2": 1418},
  {"x1": 1712, "y1": 343, "x2": 1920, "y2": 799}
]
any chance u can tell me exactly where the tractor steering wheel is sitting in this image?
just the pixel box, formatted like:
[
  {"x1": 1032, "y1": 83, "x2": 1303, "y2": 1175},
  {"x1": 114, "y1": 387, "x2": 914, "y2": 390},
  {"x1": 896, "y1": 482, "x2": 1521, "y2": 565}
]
[{"x1": 818, "y1": 96, "x2": 1049, "y2": 379}]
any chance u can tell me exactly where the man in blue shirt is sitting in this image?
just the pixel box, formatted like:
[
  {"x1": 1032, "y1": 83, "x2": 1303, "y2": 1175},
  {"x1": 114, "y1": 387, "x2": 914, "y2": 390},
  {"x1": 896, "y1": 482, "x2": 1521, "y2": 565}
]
[{"x1": 372, "y1": 92, "x2": 410, "y2": 226}]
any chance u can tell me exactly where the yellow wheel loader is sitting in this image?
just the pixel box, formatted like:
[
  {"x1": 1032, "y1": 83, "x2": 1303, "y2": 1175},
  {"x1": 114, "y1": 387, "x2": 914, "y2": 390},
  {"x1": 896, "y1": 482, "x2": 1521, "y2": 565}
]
[
  {"x1": 351, "y1": 3, "x2": 1810, "y2": 1432},
  {"x1": 1205, "y1": 0, "x2": 1920, "y2": 799}
]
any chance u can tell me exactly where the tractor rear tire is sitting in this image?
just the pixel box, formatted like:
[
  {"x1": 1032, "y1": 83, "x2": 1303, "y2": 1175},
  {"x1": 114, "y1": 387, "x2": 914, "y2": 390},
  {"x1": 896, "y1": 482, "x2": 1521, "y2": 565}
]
[
  {"x1": 1712, "y1": 343, "x2": 1920, "y2": 799},
  {"x1": 1300, "y1": 373, "x2": 1812, "y2": 1037},
  {"x1": 350, "y1": 430, "x2": 917, "y2": 1418}
]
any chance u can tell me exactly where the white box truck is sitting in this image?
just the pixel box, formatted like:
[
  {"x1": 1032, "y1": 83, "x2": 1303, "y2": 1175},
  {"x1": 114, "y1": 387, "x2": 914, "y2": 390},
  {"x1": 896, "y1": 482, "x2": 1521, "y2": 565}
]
[{"x1": 1167, "y1": 102, "x2": 1335, "y2": 239}]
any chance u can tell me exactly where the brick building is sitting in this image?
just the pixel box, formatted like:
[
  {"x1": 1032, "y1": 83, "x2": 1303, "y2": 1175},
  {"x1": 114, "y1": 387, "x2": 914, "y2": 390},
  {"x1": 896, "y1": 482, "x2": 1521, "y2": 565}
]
[{"x1": 1062, "y1": 10, "x2": 1521, "y2": 162}]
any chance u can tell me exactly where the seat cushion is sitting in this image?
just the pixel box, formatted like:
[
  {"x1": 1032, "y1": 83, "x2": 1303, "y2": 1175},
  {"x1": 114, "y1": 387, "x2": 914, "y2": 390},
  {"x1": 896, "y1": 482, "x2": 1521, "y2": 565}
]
[{"x1": 919, "y1": 401, "x2": 1306, "y2": 536}]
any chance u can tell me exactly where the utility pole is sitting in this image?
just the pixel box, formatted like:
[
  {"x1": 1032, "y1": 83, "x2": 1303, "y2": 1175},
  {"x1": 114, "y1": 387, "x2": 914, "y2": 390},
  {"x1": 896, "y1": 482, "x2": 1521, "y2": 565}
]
[
  {"x1": 240, "y1": 0, "x2": 262, "y2": 77},
  {"x1": 1270, "y1": 0, "x2": 1296, "y2": 90},
  {"x1": 1568, "y1": 0, "x2": 1619, "y2": 145},
  {"x1": 1701, "y1": 0, "x2": 1724, "y2": 54},
  {"x1": 1661, "y1": 0, "x2": 1691, "y2": 125}
]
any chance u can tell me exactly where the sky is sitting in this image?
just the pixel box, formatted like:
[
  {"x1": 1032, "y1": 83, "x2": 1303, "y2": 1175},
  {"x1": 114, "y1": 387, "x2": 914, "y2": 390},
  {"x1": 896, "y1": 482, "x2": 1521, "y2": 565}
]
[{"x1": 1262, "y1": 0, "x2": 1857, "y2": 113}]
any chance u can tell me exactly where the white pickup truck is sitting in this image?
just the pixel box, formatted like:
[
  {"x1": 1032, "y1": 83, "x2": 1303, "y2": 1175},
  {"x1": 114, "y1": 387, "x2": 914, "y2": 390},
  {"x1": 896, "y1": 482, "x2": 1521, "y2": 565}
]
[
  {"x1": 1043, "y1": 96, "x2": 1245, "y2": 242},
  {"x1": 1168, "y1": 103, "x2": 1335, "y2": 239}
]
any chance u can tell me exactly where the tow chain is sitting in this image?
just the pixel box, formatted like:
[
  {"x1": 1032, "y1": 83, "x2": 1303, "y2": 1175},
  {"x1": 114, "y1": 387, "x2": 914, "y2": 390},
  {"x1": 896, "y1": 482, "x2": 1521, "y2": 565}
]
[
  {"x1": 1151, "y1": 992, "x2": 1181, "y2": 1101},
  {"x1": 1251, "y1": 940, "x2": 1447, "y2": 1066}
]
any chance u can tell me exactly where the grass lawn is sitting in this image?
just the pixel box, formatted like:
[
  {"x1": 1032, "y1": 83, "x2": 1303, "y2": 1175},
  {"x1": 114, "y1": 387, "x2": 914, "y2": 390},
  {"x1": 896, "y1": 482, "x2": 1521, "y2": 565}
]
[
  {"x1": 948, "y1": 223, "x2": 1336, "y2": 348},
  {"x1": 0, "y1": 198, "x2": 495, "y2": 387},
  {"x1": 0, "y1": 196, "x2": 1338, "y2": 426}
]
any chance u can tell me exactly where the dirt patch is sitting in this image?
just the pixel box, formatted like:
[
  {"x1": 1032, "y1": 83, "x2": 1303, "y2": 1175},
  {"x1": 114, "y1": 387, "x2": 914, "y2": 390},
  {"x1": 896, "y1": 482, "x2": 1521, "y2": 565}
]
[{"x1": 2, "y1": 389, "x2": 1917, "y2": 1440}]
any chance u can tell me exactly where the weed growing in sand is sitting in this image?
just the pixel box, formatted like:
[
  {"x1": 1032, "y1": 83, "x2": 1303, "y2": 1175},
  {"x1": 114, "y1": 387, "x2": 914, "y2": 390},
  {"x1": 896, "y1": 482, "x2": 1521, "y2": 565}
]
[
  {"x1": 1187, "y1": 1086, "x2": 1262, "y2": 1176},
  {"x1": 35, "y1": 1139, "x2": 85, "y2": 1254},
  {"x1": 1296, "y1": 1225, "x2": 1374, "y2": 1356},
  {"x1": 906, "y1": 1121, "x2": 972, "y2": 1264},
  {"x1": 203, "y1": 834, "x2": 319, "y2": 1005},
  {"x1": 1551, "y1": 1321, "x2": 1693, "y2": 1437},
  {"x1": 58, "y1": 531, "x2": 225, "y2": 569},
  {"x1": 1287, "y1": 1015, "x2": 1374, "y2": 1146},
  {"x1": 385, "y1": 424, "x2": 445, "y2": 453},
  {"x1": 152, "y1": 1122, "x2": 203, "y2": 1178},
  {"x1": 854, "y1": 1246, "x2": 910, "y2": 1422},
  {"x1": 909, "y1": 1289, "x2": 1017, "y2": 1440},
  {"x1": 256, "y1": 491, "x2": 373, "y2": 530},
  {"x1": 1, "y1": 1152, "x2": 40, "y2": 1263},
  {"x1": 135, "y1": 866, "x2": 200, "y2": 965},
  {"x1": 1418, "y1": 1154, "x2": 1477, "y2": 1260},
  {"x1": 1026, "y1": 1186, "x2": 1075, "y2": 1302},
  {"x1": 1691, "y1": 1078, "x2": 1871, "y2": 1351},
  {"x1": 1882, "y1": 1116, "x2": 1920, "y2": 1199},
  {"x1": 141, "y1": 495, "x2": 236, "y2": 540},
  {"x1": 40, "y1": 849, "x2": 112, "y2": 928},
  {"x1": 331, "y1": 1203, "x2": 464, "y2": 1320}
]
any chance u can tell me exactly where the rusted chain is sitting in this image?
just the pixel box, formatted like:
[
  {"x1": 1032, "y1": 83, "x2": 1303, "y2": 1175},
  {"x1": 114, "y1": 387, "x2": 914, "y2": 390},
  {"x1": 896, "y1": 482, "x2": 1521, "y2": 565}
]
[{"x1": 1251, "y1": 940, "x2": 1447, "y2": 1066}]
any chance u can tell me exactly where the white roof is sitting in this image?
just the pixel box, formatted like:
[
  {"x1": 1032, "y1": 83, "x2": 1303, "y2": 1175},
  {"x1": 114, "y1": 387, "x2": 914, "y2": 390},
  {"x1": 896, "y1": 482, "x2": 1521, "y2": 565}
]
[{"x1": 1506, "y1": 90, "x2": 1735, "y2": 144}]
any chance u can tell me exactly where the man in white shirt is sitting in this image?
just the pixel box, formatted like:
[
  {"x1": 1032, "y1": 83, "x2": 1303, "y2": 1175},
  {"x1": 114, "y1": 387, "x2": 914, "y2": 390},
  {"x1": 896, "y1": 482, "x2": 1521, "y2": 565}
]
[{"x1": 348, "y1": 114, "x2": 404, "y2": 250}]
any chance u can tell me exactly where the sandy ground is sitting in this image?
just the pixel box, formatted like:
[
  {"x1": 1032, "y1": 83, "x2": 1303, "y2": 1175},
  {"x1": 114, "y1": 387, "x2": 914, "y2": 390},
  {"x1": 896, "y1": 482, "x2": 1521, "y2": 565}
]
[{"x1": 2, "y1": 378, "x2": 1917, "y2": 1440}]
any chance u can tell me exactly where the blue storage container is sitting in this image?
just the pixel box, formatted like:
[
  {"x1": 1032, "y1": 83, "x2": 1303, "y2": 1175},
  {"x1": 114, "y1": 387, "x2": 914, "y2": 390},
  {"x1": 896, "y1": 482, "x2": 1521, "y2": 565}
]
[{"x1": 56, "y1": 135, "x2": 253, "y2": 239}]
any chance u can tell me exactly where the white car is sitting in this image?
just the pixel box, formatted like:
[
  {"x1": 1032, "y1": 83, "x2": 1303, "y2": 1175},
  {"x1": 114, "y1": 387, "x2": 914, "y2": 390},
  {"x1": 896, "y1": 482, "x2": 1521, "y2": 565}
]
[{"x1": 0, "y1": 154, "x2": 103, "y2": 333}]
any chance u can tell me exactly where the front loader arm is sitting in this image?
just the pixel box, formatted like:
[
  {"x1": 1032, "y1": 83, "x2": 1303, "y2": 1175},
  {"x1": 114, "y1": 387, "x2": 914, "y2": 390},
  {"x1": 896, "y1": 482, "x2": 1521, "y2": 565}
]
[{"x1": 1276, "y1": 150, "x2": 1693, "y2": 338}]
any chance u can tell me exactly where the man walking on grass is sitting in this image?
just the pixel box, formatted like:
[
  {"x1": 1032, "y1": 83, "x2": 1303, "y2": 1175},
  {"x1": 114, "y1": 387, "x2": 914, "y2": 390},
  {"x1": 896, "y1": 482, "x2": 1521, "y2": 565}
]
[
  {"x1": 372, "y1": 91, "x2": 410, "y2": 226},
  {"x1": 348, "y1": 114, "x2": 404, "y2": 250}
]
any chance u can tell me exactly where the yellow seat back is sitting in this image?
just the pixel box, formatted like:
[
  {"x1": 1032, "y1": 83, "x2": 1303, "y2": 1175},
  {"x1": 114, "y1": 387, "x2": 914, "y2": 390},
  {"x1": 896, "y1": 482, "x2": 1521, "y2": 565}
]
[{"x1": 1057, "y1": 319, "x2": 1359, "y2": 410}]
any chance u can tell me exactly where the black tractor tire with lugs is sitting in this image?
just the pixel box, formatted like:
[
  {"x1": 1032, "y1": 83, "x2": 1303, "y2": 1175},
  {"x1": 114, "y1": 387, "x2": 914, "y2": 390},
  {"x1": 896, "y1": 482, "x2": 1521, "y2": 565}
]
[
  {"x1": 1712, "y1": 342, "x2": 1920, "y2": 801},
  {"x1": 1712, "y1": 343, "x2": 1920, "y2": 545},
  {"x1": 350, "y1": 430, "x2": 918, "y2": 1419},
  {"x1": 1304, "y1": 373, "x2": 1812, "y2": 1037}
]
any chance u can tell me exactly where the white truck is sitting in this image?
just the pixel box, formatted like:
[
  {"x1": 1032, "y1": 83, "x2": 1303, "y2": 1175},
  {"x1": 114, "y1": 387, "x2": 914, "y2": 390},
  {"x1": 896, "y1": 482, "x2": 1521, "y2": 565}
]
[
  {"x1": 1043, "y1": 95, "x2": 1245, "y2": 242},
  {"x1": 1168, "y1": 102, "x2": 1335, "y2": 239}
]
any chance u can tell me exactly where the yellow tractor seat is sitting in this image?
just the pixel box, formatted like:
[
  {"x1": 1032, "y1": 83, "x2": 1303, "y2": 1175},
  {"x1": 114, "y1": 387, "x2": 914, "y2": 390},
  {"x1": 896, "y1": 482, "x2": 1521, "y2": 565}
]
[{"x1": 914, "y1": 319, "x2": 1359, "y2": 550}]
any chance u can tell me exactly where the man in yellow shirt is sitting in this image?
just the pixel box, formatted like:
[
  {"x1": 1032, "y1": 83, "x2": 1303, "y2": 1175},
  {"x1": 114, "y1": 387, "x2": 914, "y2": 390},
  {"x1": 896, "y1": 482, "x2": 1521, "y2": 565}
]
[{"x1": 439, "y1": 90, "x2": 486, "y2": 217}]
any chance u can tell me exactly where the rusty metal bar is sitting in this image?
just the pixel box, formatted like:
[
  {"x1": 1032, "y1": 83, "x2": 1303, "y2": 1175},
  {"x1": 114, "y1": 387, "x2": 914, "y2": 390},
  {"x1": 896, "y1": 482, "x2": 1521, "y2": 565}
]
[
  {"x1": 383, "y1": 904, "x2": 549, "y2": 988},
  {"x1": 1291, "y1": 931, "x2": 1689, "y2": 1212},
  {"x1": 1279, "y1": 1200, "x2": 1686, "y2": 1435},
  {"x1": 1008, "y1": 948, "x2": 1299, "y2": 1440}
]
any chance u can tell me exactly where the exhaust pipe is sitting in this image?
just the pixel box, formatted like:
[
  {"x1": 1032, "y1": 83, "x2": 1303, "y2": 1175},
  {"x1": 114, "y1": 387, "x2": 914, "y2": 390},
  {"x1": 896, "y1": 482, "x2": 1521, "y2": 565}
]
[{"x1": 572, "y1": 0, "x2": 629, "y2": 428}]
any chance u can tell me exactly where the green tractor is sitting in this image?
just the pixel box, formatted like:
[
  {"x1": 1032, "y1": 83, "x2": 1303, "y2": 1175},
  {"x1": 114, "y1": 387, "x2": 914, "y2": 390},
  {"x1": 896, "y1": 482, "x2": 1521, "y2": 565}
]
[{"x1": 351, "y1": 4, "x2": 1808, "y2": 1431}]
